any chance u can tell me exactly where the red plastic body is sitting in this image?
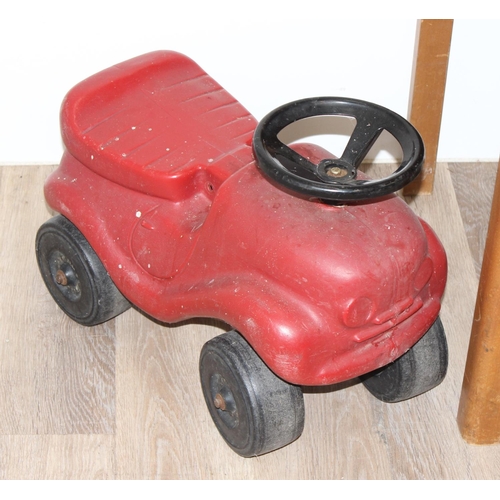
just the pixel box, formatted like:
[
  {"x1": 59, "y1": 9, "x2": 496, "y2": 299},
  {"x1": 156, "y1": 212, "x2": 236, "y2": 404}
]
[{"x1": 44, "y1": 51, "x2": 447, "y2": 386}]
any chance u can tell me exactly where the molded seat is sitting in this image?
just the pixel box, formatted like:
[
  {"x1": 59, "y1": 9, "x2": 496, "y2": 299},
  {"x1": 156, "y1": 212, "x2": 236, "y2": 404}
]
[{"x1": 61, "y1": 51, "x2": 257, "y2": 200}]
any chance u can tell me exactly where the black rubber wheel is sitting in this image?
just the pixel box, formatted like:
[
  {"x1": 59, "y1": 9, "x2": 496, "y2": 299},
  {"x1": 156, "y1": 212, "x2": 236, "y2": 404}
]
[
  {"x1": 361, "y1": 317, "x2": 448, "y2": 403},
  {"x1": 35, "y1": 215, "x2": 130, "y2": 326},
  {"x1": 199, "y1": 330, "x2": 305, "y2": 457}
]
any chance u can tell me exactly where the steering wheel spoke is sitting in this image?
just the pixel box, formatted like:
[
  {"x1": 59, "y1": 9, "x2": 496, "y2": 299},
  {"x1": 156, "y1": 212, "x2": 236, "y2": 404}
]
[
  {"x1": 253, "y1": 97, "x2": 424, "y2": 202},
  {"x1": 340, "y1": 117, "x2": 385, "y2": 168},
  {"x1": 271, "y1": 141, "x2": 323, "y2": 182}
]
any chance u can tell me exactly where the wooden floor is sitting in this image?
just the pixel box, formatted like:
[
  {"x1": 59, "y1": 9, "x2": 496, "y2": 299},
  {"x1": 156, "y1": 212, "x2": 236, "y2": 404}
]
[{"x1": 1, "y1": 161, "x2": 499, "y2": 479}]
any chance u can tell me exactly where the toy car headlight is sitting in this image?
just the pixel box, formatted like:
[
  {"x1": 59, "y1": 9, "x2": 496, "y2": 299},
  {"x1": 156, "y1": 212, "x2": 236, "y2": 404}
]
[{"x1": 343, "y1": 297, "x2": 375, "y2": 328}]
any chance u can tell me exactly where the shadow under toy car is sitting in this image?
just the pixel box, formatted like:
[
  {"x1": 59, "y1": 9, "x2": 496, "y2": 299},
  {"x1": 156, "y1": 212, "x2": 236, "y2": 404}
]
[{"x1": 36, "y1": 51, "x2": 448, "y2": 457}]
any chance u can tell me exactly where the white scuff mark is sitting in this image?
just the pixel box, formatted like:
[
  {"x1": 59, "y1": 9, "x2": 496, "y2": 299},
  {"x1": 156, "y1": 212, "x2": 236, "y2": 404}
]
[
  {"x1": 129, "y1": 271, "x2": 141, "y2": 284},
  {"x1": 131, "y1": 126, "x2": 136, "y2": 130},
  {"x1": 58, "y1": 202, "x2": 70, "y2": 214},
  {"x1": 114, "y1": 137, "x2": 120, "y2": 141},
  {"x1": 246, "y1": 318, "x2": 256, "y2": 329},
  {"x1": 71, "y1": 178, "x2": 77, "y2": 183},
  {"x1": 122, "y1": 153, "x2": 127, "y2": 157},
  {"x1": 136, "y1": 211, "x2": 142, "y2": 218}
]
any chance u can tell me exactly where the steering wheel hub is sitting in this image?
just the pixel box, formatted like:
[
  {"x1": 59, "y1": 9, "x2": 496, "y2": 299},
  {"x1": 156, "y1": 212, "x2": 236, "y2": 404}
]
[{"x1": 319, "y1": 158, "x2": 357, "y2": 182}]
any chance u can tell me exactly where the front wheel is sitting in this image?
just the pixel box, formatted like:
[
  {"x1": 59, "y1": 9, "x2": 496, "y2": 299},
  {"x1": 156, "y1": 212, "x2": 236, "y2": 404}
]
[
  {"x1": 361, "y1": 317, "x2": 448, "y2": 403},
  {"x1": 199, "y1": 330, "x2": 305, "y2": 457},
  {"x1": 36, "y1": 215, "x2": 130, "y2": 326}
]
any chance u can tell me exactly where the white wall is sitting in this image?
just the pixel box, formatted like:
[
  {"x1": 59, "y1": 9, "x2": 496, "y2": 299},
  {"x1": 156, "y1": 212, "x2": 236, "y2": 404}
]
[{"x1": 0, "y1": 2, "x2": 498, "y2": 164}]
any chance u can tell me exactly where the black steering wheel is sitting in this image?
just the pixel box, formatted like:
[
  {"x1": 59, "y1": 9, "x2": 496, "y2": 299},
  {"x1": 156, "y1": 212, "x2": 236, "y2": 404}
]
[{"x1": 252, "y1": 97, "x2": 424, "y2": 201}]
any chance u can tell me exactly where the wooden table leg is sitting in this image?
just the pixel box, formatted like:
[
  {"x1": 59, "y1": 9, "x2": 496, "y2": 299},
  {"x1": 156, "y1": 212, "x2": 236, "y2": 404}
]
[
  {"x1": 458, "y1": 158, "x2": 500, "y2": 444},
  {"x1": 403, "y1": 19, "x2": 453, "y2": 196}
]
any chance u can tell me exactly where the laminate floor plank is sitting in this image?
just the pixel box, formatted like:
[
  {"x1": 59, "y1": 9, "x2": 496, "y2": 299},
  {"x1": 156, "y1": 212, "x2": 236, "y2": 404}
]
[
  {"x1": 0, "y1": 166, "x2": 116, "y2": 435},
  {"x1": 1, "y1": 162, "x2": 499, "y2": 479},
  {"x1": 0, "y1": 434, "x2": 115, "y2": 479},
  {"x1": 448, "y1": 161, "x2": 497, "y2": 278}
]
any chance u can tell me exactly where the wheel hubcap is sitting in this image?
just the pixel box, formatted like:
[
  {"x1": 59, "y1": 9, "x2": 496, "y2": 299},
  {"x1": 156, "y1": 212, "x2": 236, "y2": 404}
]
[
  {"x1": 49, "y1": 251, "x2": 82, "y2": 302},
  {"x1": 209, "y1": 376, "x2": 239, "y2": 428}
]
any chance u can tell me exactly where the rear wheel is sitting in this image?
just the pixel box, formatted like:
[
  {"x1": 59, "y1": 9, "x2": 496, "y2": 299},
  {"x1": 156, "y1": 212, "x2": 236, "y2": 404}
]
[
  {"x1": 36, "y1": 215, "x2": 130, "y2": 326},
  {"x1": 361, "y1": 317, "x2": 448, "y2": 403},
  {"x1": 199, "y1": 330, "x2": 305, "y2": 457}
]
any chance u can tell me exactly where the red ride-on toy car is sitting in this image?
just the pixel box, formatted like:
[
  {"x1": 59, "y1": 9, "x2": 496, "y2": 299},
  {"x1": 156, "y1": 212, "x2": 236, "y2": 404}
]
[{"x1": 36, "y1": 51, "x2": 447, "y2": 457}]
